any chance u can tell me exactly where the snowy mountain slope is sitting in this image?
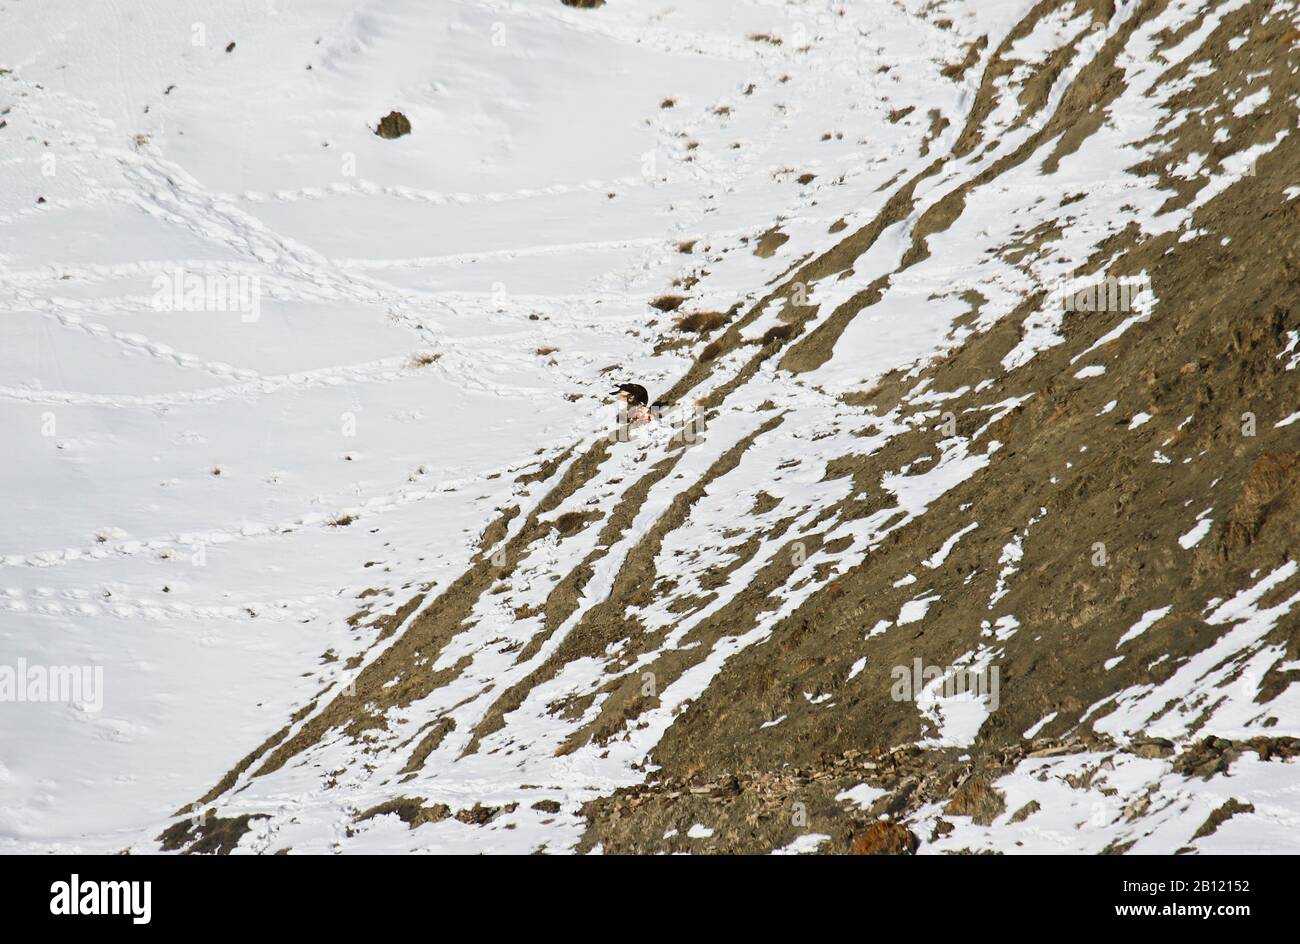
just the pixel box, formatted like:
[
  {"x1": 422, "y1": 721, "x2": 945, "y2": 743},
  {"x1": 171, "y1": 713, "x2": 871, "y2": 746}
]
[{"x1": 1, "y1": 0, "x2": 1297, "y2": 854}]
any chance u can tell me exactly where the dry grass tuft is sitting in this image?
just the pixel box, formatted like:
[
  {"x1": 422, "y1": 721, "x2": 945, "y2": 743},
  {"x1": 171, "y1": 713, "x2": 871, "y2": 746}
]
[
  {"x1": 760, "y1": 323, "x2": 795, "y2": 345},
  {"x1": 650, "y1": 294, "x2": 686, "y2": 313},
  {"x1": 675, "y1": 311, "x2": 728, "y2": 334},
  {"x1": 375, "y1": 111, "x2": 412, "y2": 139},
  {"x1": 553, "y1": 511, "x2": 586, "y2": 536}
]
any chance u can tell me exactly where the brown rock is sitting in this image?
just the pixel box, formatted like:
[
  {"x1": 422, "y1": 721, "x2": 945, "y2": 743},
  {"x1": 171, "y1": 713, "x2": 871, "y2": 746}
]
[
  {"x1": 850, "y1": 821, "x2": 919, "y2": 855},
  {"x1": 944, "y1": 777, "x2": 1006, "y2": 825},
  {"x1": 1131, "y1": 738, "x2": 1175, "y2": 759}
]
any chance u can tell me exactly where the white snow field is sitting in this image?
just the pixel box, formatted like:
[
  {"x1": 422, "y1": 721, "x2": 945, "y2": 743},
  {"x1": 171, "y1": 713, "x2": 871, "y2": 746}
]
[{"x1": 2, "y1": 0, "x2": 1298, "y2": 854}]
